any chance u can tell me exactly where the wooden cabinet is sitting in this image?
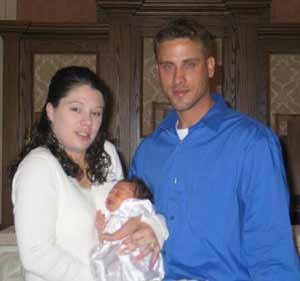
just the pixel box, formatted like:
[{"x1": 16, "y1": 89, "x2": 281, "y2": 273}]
[
  {"x1": 1, "y1": 0, "x2": 300, "y2": 229},
  {"x1": 0, "y1": 22, "x2": 110, "y2": 229}
]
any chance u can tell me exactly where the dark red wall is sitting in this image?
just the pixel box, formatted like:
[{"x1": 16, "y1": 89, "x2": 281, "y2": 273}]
[
  {"x1": 17, "y1": 0, "x2": 300, "y2": 24},
  {"x1": 272, "y1": 0, "x2": 300, "y2": 23}
]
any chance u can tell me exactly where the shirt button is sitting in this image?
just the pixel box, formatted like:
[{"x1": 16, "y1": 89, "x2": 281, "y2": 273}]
[
  {"x1": 170, "y1": 215, "x2": 175, "y2": 220},
  {"x1": 174, "y1": 177, "x2": 177, "y2": 184}
]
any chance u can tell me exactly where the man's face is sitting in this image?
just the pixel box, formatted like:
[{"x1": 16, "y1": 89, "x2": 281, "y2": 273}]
[{"x1": 157, "y1": 38, "x2": 215, "y2": 115}]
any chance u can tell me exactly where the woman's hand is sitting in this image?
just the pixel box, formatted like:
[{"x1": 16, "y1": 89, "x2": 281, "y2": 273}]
[
  {"x1": 101, "y1": 216, "x2": 160, "y2": 268},
  {"x1": 95, "y1": 210, "x2": 106, "y2": 240}
]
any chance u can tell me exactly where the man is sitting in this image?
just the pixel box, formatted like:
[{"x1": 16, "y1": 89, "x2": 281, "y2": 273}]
[{"x1": 129, "y1": 18, "x2": 300, "y2": 281}]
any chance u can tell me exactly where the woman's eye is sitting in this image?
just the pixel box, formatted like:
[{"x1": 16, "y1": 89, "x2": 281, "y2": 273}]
[
  {"x1": 92, "y1": 111, "x2": 102, "y2": 117},
  {"x1": 71, "y1": 107, "x2": 80, "y2": 113}
]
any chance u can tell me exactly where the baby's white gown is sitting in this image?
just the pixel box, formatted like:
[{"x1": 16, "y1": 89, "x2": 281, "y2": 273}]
[{"x1": 90, "y1": 198, "x2": 164, "y2": 281}]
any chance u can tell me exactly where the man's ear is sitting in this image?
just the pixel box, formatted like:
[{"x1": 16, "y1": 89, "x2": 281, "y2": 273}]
[
  {"x1": 46, "y1": 103, "x2": 54, "y2": 122},
  {"x1": 207, "y1": 56, "x2": 215, "y2": 79}
]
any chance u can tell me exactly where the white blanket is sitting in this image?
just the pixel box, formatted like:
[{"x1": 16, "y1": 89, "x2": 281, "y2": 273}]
[{"x1": 91, "y1": 198, "x2": 164, "y2": 281}]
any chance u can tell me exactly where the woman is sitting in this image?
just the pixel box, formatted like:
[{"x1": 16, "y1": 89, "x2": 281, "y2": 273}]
[{"x1": 11, "y1": 66, "x2": 167, "y2": 281}]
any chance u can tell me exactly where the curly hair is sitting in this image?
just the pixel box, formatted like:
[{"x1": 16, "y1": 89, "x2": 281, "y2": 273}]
[{"x1": 10, "y1": 66, "x2": 112, "y2": 184}]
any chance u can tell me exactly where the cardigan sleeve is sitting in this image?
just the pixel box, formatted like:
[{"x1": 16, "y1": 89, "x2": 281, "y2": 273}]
[
  {"x1": 12, "y1": 152, "x2": 94, "y2": 281},
  {"x1": 104, "y1": 141, "x2": 124, "y2": 182}
]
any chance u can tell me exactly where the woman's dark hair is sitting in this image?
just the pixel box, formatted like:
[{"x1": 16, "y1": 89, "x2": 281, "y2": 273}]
[
  {"x1": 120, "y1": 177, "x2": 153, "y2": 203},
  {"x1": 10, "y1": 66, "x2": 111, "y2": 184},
  {"x1": 153, "y1": 17, "x2": 215, "y2": 59}
]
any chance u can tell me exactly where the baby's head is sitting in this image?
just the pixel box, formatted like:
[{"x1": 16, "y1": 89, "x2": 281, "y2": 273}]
[{"x1": 106, "y1": 177, "x2": 153, "y2": 212}]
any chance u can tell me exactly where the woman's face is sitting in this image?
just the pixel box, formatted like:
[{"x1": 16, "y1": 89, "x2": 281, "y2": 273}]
[{"x1": 46, "y1": 84, "x2": 104, "y2": 162}]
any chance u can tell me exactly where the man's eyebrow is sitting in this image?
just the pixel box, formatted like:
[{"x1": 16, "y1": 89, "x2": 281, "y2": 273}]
[
  {"x1": 183, "y1": 58, "x2": 201, "y2": 62},
  {"x1": 158, "y1": 61, "x2": 173, "y2": 64}
]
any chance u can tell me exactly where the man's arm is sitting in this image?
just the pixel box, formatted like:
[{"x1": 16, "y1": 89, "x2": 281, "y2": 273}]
[
  {"x1": 101, "y1": 217, "x2": 161, "y2": 267},
  {"x1": 239, "y1": 131, "x2": 300, "y2": 280}
]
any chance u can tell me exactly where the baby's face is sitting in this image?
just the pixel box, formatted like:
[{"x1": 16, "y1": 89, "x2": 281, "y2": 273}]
[{"x1": 106, "y1": 182, "x2": 135, "y2": 212}]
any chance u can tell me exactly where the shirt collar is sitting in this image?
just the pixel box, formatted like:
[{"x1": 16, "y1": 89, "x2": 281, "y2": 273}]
[{"x1": 159, "y1": 92, "x2": 230, "y2": 133}]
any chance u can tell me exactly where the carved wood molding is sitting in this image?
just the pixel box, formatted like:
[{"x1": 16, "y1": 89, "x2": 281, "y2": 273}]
[
  {"x1": 96, "y1": 0, "x2": 141, "y2": 12},
  {"x1": 0, "y1": 21, "x2": 109, "y2": 38},
  {"x1": 226, "y1": 0, "x2": 271, "y2": 14},
  {"x1": 96, "y1": 0, "x2": 271, "y2": 16},
  {"x1": 0, "y1": 21, "x2": 29, "y2": 33},
  {"x1": 138, "y1": 0, "x2": 228, "y2": 15},
  {"x1": 258, "y1": 24, "x2": 300, "y2": 40}
]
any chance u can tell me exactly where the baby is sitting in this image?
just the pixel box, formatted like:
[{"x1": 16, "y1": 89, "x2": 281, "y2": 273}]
[{"x1": 90, "y1": 177, "x2": 164, "y2": 281}]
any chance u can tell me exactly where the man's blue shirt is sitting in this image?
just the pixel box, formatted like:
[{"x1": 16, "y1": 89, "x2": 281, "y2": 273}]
[{"x1": 129, "y1": 93, "x2": 300, "y2": 281}]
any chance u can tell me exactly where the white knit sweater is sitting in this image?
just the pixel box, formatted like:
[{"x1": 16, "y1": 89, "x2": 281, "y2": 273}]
[
  {"x1": 12, "y1": 141, "x2": 168, "y2": 281},
  {"x1": 12, "y1": 141, "x2": 124, "y2": 281}
]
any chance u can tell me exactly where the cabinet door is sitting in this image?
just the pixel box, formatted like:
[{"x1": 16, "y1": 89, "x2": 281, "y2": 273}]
[{"x1": 1, "y1": 34, "x2": 111, "y2": 229}]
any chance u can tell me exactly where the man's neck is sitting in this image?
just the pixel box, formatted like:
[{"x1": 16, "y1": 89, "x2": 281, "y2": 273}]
[{"x1": 177, "y1": 96, "x2": 214, "y2": 129}]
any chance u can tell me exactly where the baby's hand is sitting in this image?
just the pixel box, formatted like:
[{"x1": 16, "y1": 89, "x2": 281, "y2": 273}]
[{"x1": 95, "y1": 210, "x2": 106, "y2": 235}]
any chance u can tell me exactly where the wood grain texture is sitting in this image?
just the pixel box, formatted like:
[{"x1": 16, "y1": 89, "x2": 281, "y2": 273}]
[
  {"x1": 2, "y1": 0, "x2": 300, "y2": 228},
  {"x1": 1, "y1": 34, "x2": 20, "y2": 229},
  {"x1": 0, "y1": 23, "x2": 109, "y2": 228}
]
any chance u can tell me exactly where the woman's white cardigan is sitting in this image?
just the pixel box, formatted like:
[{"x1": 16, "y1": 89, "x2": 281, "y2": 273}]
[{"x1": 12, "y1": 141, "x2": 168, "y2": 281}]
